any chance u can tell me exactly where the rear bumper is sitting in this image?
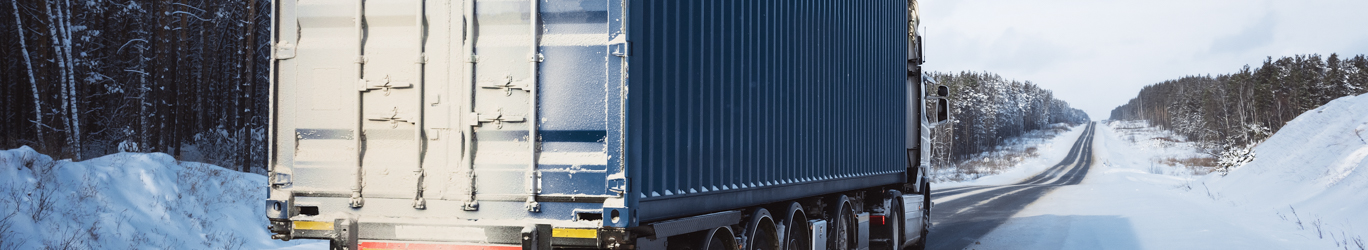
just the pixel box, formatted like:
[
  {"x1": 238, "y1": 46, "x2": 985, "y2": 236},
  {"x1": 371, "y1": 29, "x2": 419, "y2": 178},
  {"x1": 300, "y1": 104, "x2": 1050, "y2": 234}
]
[
  {"x1": 357, "y1": 241, "x2": 521, "y2": 250},
  {"x1": 271, "y1": 217, "x2": 624, "y2": 249}
]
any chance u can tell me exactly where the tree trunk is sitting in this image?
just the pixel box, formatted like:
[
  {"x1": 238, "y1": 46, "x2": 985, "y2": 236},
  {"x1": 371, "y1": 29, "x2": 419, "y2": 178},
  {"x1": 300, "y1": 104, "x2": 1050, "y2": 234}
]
[
  {"x1": 58, "y1": 0, "x2": 81, "y2": 159},
  {"x1": 171, "y1": 0, "x2": 188, "y2": 158},
  {"x1": 43, "y1": 0, "x2": 75, "y2": 158},
  {"x1": 242, "y1": 0, "x2": 259, "y2": 172},
  {"x1": 12, "y1": 0, "x2": 44, "y2": 149},
  {"x1": 138, "y1": 40, "x2": 150, "y2": 153},
  {"x1": 153, "y1": 0, "x2": 167, "y2": 153}
]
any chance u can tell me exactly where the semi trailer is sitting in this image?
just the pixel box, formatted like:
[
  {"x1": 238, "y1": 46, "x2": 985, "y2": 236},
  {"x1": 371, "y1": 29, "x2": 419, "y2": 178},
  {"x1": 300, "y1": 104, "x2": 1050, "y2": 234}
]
[{"x1": 263, "y1": 0, "x2": 948, "y2": 249}]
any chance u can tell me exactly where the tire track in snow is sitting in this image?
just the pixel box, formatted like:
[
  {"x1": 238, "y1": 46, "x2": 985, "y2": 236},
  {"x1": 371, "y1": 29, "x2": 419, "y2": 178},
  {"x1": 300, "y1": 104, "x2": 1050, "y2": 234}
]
[{"x1": 927, "y1": 122, "x2": 1097, "y2": 250}]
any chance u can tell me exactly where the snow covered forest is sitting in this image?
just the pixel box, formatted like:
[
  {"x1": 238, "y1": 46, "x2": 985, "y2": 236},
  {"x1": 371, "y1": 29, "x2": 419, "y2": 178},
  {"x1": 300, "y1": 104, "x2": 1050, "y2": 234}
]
[
  {"x1": 1108, "y1": 54, "x2": 1368, "y2": 158},
  {"x1": 0, "y1": 0, "x2": 271, "y2": 172},
  {"x1": 927, "y1": 71, "x2": 1091, "y2": 165}
]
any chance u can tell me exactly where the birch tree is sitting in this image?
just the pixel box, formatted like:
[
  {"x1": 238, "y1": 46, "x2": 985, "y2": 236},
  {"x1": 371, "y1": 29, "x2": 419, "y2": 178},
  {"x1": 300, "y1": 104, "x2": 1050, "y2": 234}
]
[
  {"x1": 59, "y1": 0, "x2": 80, "y2": 159},
  {"x1": 12, "y1": 0, "x2": 44, "y2": 148},
  {"x1": 42, "y1": 0, "x2": 80, "y2": 158}
]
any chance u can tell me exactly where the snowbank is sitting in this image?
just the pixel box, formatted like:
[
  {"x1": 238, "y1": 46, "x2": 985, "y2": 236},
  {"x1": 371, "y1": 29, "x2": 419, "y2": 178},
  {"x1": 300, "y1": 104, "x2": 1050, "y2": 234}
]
[
  {"x1": 1208, "y1": 93, "x2": 1368, "y2": 238},
  {"x1": 1101, "y1": 120, "x2": 1214, "y2": 176},
  {"x1": 933, "y1": 123, "x2": 1087, "y2": 188},
  {"x1": 0, "y1": 146, "x2": 306, "y2": 249},
  {"x1": 971, "y1": 122, "x2": 1334, "y2": 249}
]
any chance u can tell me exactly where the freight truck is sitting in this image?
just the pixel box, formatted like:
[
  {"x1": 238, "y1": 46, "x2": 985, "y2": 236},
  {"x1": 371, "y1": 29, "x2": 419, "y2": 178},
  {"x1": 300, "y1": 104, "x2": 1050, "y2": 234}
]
[{"x1": 263, "y1": 0, "x2": 948, "y2": 249}]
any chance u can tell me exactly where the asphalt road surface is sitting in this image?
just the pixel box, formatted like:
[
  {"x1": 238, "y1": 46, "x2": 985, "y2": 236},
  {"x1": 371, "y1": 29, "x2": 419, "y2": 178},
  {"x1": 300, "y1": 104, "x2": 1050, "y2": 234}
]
[{"x1": 925, "y1": 122, "x2": 1097, "y2": 250}]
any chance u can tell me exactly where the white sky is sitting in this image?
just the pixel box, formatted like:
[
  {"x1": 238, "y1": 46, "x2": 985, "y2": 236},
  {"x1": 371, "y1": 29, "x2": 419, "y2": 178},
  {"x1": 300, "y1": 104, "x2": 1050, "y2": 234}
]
[{"x1": 920, "y1": 0, "x2": 1368, "y2": 120}]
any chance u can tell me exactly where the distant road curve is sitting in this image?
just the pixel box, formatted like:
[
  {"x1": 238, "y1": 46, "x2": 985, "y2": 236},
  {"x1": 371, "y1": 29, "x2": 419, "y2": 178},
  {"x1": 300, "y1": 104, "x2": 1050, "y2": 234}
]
[{"x1": 926, "y1": 122, "x2": 1097, "y2": 250}]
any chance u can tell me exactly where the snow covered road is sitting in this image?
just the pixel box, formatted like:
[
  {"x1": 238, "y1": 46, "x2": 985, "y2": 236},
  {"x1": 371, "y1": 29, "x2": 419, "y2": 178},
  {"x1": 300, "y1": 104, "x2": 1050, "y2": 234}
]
[
  {"x1": 926, "y1": 123, "x2": 1098, "y2": 250},
  {"x1": 924, "y1": 114, "x2": 1361, "y2": 250}
]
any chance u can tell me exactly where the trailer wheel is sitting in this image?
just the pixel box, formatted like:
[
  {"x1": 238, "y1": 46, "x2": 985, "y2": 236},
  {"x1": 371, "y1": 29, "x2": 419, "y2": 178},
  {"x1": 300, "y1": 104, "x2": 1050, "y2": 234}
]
[
  {"x1": 883, "y1": 190, "x2": 904, "y2": 250},
  {"x1": 827, "y1": 195, "x2": 857, "y2": 250},
  {"x1": 780, "y1": 202, "x2": 810, "y2": 250},
  {"x1": 701, "y1": 226, "x2": 739, "y2": 250},
  {"x1": 745, "y1": 208, "x2": 779, "y2": 250}
]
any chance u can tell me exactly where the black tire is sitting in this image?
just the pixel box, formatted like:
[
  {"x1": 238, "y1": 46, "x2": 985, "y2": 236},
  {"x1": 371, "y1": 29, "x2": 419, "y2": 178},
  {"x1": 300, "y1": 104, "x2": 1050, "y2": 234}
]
[
  {"x1": 828, "y1": 195, "x2": 857, "y2": 250},
  {"x1": 883, "y1": 190, "x2": 905, "y2": 250},
  {"x1": 785, "y1": 219, "x2": 810, "y2": 250},
  {"x1": 752, "y1": 224, "x2": 778, "y2": 250},
  {"x1": 701, "y1": 227, "x2": 739, "y2": 250},
  {"x1": 781, "y1": 202, "x2": 810, "y2": 250},
  {"x1": 745, "y1": 209, "x2": 779, "y2": 250},
  {"x1": 707, "y1": 235, "x2": 729, "y2": 250}
]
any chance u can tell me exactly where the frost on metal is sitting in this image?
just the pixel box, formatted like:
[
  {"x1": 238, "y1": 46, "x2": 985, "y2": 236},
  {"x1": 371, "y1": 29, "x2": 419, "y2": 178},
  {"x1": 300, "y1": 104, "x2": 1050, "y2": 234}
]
[{"x1": 267, "y1": 0, "x2": 620, "y2": 237}]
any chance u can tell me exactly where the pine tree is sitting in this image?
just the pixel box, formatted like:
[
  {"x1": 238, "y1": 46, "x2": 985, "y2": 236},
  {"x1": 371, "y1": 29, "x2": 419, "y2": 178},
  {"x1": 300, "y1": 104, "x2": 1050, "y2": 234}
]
[{"x1": 1109, "y1": 53, "x2": 1368, "y2": 155}]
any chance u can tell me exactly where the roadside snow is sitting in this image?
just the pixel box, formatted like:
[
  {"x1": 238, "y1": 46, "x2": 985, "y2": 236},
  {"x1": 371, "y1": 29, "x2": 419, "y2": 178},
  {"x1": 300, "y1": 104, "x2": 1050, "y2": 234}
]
[
  {"x1": 1206, "y1": 93, "x2": 1368, "y2": 248},
  {"x1": 933, "y1": 123, "x2": 1087, "y2": 189},
  {"x1": 968, "y1": 92, "x2": 1368, "y2": 250},
  {"x1": 969, "y1": 121, "x2": 1328, "y2": 249},
  {"x1": 0, "y1": 146, "x2": 308, "y2": 249}
]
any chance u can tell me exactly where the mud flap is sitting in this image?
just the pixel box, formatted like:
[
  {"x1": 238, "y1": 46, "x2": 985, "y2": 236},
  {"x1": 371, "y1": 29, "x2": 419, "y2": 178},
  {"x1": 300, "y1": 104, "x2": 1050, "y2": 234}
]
[
  {"x1": 331, "y1": 217, "x2": 359, "y2": 250},
  {"x1": 810, "y1": 219, "x2": 828, "y2": 250},
  {"x1": 901, "y1": 194, "x2": 927, "y2": 246},
  {"x1": 521, "y1": 224, "x2": 551, "y2": 250}
]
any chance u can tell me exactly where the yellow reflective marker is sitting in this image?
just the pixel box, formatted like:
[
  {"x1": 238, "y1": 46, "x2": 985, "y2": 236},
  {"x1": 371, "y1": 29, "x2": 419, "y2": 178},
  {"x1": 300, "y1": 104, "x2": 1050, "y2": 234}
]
[
  {"x1": 552, "y1": 228, "x2": 597, "y2": 239},
  {"x1": 293, "y1": 221, "x2": 334, "y2": 230}
]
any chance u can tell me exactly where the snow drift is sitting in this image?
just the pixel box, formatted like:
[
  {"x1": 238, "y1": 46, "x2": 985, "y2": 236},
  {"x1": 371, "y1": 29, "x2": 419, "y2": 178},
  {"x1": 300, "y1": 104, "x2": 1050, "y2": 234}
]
[
  {"x1": 1210, "y1": 93, "x2": 1368, "y2": 236},
  {"x1": 0, "y1": 146, "x2": 303, "y2": 249}
]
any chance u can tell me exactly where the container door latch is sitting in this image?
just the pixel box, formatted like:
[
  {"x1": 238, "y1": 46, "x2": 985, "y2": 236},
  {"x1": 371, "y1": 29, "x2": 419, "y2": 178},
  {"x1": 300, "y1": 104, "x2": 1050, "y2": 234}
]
[{"x1": 471, "y1": 111, "x2": 526, "y2": 129}]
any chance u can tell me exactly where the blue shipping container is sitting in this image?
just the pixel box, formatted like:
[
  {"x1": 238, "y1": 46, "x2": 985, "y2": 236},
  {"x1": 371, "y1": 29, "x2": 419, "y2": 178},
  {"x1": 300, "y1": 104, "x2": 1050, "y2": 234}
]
[
  {"x1": 266, "y1": 0, "x2": 914, "y2": 246},
  {"x1": 626, "y1": 0, "x2": 910, "y2": 223}
]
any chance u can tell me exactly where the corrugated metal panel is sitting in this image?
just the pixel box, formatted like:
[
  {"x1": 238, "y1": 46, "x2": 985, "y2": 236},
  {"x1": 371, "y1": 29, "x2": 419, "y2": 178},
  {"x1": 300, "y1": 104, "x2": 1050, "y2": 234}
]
[{"x1": 627, "y1": 0, "x2": 909, "y2": 222}]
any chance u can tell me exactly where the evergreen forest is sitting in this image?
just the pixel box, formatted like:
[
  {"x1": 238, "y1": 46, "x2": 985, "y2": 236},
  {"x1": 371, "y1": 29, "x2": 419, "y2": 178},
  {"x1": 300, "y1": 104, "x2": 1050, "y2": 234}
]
[
  {"x1": 0, "y1": 0, "x2": 271, "y2": 172},
  {"x1": 1109, "y1": 54, "x2": 1368, "y2": 156},
  {"x1": 928, "y1": 71, "x2": 1091, "y2": 165}
]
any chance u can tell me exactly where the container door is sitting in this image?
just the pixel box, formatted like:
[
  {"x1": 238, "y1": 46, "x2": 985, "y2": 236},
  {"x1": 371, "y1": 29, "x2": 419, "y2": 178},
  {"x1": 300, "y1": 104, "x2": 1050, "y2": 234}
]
[
  {"x1": 286, "y1": 0, "x2": 366, "y2": 196},
  {"x1": 358, "y1": 0, "x2": 427, "y2": 207},
  {"x1": 467, "y1": 0, "x2": 539, "y2": 211}
]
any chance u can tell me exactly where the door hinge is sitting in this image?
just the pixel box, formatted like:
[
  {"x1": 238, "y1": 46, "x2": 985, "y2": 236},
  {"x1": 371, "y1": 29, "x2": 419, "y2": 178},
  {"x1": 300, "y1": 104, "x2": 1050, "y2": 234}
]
[
  {"x1": 274, "y1": 41, "x2": 296, "y2": 60},
  {"x1": 270, "y1": 172, "x2": 292, "y2": 186},
  {"x1": 607, "y1": 174, "x2": 626, "y2": 194},
  {"x1": 610, "y1": 41, "x2": 629, "y2": 57}
]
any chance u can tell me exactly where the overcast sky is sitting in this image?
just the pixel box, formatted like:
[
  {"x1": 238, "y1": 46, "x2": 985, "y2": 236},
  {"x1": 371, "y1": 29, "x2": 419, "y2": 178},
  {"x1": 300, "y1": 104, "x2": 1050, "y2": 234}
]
[{"x1": 920, "y1": 0, "x2": 1368, "y2": 120}]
